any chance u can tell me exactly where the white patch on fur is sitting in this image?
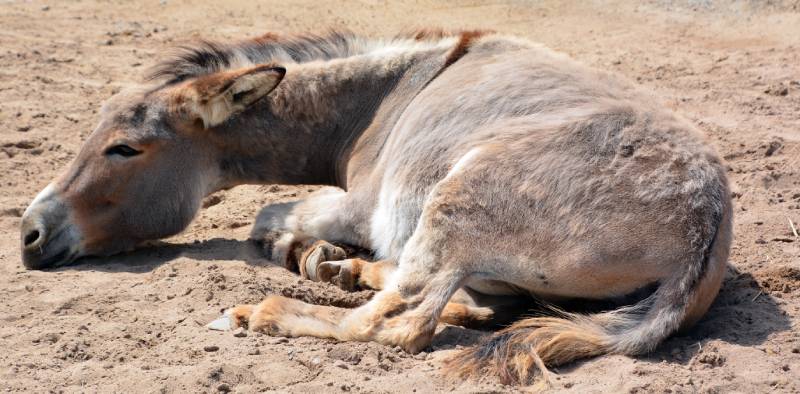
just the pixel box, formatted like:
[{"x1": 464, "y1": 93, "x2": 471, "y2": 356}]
[
  {"x1": 369, "y1": 148, "x2": 483, "y2": 260},
  {"x1": 443, "y1": 147, "x2": 483, "y2": 181},
  {"x1": 301, "y1": 188, "x2": 350, "y2": 241},
  {"x1": 370, "y1": 184, "x2": 405, "y2": 259},
  {"x1": 362, "y1": 37, "x2": 459, "y2": 59},
  {"x1": 24, "y1": 183, "x2": 55, "y2": 217}
]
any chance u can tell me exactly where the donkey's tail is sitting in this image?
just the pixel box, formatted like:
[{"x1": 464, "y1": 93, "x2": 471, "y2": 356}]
[{"x1": 445, "y1": 200, "x2": 732, "y2": 385}]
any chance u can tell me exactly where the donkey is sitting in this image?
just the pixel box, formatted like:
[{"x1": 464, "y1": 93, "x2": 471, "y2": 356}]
[{"x1": 20, "y1": 29, "x2": 732, "y2": 384}]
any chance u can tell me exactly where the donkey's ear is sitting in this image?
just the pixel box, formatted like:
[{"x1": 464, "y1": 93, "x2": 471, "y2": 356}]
[{"x1": 180, "y1": 65, "x2": 285, "y2": 128}]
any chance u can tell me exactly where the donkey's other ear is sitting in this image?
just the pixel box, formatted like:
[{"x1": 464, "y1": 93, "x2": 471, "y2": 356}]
[{"x1": 180, "y1": 65, "x2": 285, "y2": 128}]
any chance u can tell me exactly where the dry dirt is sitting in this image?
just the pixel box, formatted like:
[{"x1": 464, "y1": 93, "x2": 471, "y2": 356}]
[{"x1": 1, "y1": 0, "x2": 799, "y2": 393}]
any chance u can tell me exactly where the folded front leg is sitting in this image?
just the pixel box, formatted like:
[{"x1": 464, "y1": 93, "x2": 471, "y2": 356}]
[{"x1": 314, "y1": 258, "x2": 397, "y2": 291}]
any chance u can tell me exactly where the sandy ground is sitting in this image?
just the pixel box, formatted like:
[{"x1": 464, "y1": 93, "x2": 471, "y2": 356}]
[{"x1": 1, "y1": 0, "x2": 799, "y2": 392}]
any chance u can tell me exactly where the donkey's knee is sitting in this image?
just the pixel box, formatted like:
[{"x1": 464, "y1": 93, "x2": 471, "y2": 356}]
[{"x1": 353, "y1": 291, "x2": 439, "y2": 353}]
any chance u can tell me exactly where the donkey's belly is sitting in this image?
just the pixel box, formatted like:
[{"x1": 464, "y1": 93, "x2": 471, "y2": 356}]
[
  {"x1": 464, "y1": 277, "x2": 523, "y2": 296},
  {"x1": 502, "y1": 258, "x2": 664, "y2": 300}
]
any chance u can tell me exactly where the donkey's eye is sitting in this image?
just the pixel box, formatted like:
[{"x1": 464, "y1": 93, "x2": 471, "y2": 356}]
[{"x1": 105, "y1": 144, "x2": 142, "y2": 158}]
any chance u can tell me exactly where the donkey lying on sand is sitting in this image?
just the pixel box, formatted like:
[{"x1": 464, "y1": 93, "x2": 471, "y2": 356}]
[{"x1": 21, "y1": 29, "x2": 731, "y2": 383}]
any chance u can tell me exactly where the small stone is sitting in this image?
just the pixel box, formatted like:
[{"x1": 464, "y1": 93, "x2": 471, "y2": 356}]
[
  {"x1": 247, "y1": 348, "x2": 260, "y2": 355},
  {"x1": 203, "y1": 345, "x2": 219, "y2": 352},
  {"x1": 232, "y1": 327, "x2": 247, "y2": 338},
  {"x1": 206, "y1": 315, "x2": 231, "y2": 331},
  {"x1": 41, "y1": 5, "x2": 50, "y2": 11},
  {"x1": 217, "y1": 383, "x2": 231, "y2": 392},
  {"x1": 764, "y1": 84, "x2": 789, "y2": 96},
  {"x1": 781, "y1": 364, "x2": 790, "y2": 371},
  {"x1": 202, "y1": 194, "x2": 223, "y2": 208},
  {"x1": 765, "y1": 140, "x2": 783, "y2": 157},
  {"x1": 16, "y1": 125, "x2": 31, "y2": 132}
]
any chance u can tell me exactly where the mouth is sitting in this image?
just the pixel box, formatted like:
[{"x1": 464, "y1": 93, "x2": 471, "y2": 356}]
[
  {"x1": 22, "y1": 245, "x2": 79, "y2": 270},
  {"x1": 39, "y1": 248, "x2": 77, "y2": 268}
]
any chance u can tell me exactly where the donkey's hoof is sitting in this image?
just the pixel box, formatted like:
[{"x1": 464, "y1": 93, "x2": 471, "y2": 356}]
[
  {"x1": 317, "y1": 260, "x2": 358, "y2": 291},
  {"x1": 301, "y1": 241, "x2": 347, "y2": 282},
  {"x1": 227, "y1": 305, "x2": 254, "y2": 329}
]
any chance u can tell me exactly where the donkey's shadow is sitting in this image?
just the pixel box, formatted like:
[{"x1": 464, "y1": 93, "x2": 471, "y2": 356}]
[
  {"x1": 63, "y1": 241, "x2": 790, "y2": 359},
  {"x1": 429, "y1": 267, "x2": 790, "y2": 358},
  {"x1": 62, "y1": 237, "x2": 273, "y2": 274},
  {"x1": 550, "y1": 265, "x2": 792, "y2": 373}
]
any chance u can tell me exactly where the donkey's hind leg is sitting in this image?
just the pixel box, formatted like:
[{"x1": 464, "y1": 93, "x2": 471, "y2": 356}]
[{"x1": 229, "y1": 264, "x2": 466, "y2": 352}]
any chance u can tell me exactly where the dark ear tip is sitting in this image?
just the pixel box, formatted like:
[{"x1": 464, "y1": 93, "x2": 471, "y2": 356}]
[{"x1": 272, "y1": 66, "x2": 287, "y2": 76}]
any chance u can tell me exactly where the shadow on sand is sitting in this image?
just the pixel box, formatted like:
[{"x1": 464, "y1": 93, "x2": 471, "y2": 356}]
[
  {"x1": 58, "y1": 241, "x2": 790, "y2": 360},
  {"x1": 59, "y1": 237, "x2": 273, "y2": 274}
]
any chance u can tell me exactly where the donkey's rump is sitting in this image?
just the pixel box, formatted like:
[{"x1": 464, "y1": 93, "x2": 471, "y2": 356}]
[{"x1": 411, "y1": 104, "x2": 726, "y2": 296}]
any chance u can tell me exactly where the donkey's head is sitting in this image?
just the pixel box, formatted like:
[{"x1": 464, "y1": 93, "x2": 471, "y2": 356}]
[{"x1": 20, "y1": 65, "x2": 285, "y2": 269}]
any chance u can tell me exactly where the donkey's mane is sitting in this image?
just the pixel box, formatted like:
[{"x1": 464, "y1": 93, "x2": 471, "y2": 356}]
[{"x1": 148, "y1": 29, "x2": 463, "y2": 84}]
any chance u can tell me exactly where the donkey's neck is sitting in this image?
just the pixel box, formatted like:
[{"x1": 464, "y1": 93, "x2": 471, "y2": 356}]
[{"x1": 212, "y1": 41, "x2": 456, "y2": 189}]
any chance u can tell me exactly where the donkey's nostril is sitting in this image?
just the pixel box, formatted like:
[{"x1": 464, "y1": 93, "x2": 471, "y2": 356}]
[{"x1": 24, "y1": 230, "x2": 41, "y2": 247}]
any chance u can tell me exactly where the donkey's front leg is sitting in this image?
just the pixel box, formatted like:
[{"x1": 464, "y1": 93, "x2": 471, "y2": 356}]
[
  {"x1": 250, "y1": 187, "x2": 362, "y2": 271},
  {"x1": 315, "y1": 258, "x2": 397, "y2": 290},
  {"x1": 230, "y1": 222, "x2": 469, "y2": 352}
]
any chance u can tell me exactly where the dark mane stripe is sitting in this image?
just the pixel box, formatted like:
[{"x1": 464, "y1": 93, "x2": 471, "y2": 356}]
[
  {"x1": 147, "y1": 30, "x2": 362, "y2": 84},
  {"x1": 444, "y1": 30, "x2": 490, "y2": 68},
  {"x1": 147, "y1": 29, "x2": 490, "y2": 85}
]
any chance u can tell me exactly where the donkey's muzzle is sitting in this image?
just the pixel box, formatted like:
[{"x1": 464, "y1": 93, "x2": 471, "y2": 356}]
[{"x1": 20, "y1": 185, "x2": 80, "y2": 269}]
